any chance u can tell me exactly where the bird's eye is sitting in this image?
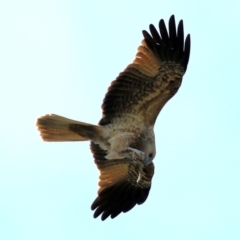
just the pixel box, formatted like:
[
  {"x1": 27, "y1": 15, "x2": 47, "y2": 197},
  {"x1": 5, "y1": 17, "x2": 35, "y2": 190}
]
[{"x1": 148, "y1": 153, "x2": 153, "y2": 158}]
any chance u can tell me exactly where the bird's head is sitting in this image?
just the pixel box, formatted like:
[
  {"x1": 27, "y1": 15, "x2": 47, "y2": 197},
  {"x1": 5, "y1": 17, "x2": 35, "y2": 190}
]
[{"x1": 143, "y1": 142, "x2": 156, "y2": 165}]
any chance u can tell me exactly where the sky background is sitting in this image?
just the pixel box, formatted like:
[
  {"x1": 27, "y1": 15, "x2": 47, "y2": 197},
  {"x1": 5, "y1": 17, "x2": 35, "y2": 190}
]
[{"x1": 0, "y1": 0, "x2": 240, "y2": 239}]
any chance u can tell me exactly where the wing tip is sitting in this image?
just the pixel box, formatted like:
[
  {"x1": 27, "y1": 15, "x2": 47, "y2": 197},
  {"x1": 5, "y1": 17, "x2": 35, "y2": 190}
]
[
  {"x1": 142, "y1": 15, "x2": 191, "y2": 72},
  {"x1": 91, "y1": 184, "x2": 152, "y2": 220}
]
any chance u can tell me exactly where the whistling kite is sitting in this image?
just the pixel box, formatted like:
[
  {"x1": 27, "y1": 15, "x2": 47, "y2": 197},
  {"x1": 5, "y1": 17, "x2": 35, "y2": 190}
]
[{"x1": 37, "y1": 15, "x2": 190, "y2": 220}]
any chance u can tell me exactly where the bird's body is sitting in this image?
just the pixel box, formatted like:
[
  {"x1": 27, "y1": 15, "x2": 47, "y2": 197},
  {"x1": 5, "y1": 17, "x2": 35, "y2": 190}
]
[{"x1": 37, "y1": 15, "x2": 191, "y2": 220}]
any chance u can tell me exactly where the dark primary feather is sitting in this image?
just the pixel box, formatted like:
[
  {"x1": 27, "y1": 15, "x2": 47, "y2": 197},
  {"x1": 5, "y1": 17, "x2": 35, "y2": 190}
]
[
  {"x1": 99, "y1": 15, "x2": 191, "y2": 127},
  {"x1": 168, "y1": 17, "x2": 177, "y2": 49}
]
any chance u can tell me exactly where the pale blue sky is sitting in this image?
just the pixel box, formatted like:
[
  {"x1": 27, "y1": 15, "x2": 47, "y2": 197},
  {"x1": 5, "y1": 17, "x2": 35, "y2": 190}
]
[{"x1": 0, "y1": 0, "x2": 240, "y2": 239}]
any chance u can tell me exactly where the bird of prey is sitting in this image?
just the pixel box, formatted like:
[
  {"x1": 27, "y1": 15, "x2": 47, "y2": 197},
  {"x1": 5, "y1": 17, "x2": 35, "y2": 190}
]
[{"x1": 36, "y1": 15, "x2": 190, "y2": 220}]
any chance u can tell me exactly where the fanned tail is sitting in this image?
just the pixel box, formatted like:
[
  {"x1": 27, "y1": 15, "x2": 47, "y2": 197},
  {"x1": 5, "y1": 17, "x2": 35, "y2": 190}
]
[{"x1": 36, "y1": 114, "x2": 102, "y2": 142}]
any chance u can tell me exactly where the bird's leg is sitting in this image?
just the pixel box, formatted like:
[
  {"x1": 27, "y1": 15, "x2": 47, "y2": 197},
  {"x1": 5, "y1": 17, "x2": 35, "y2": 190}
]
[{"x1": 126, "y1": 147, "x2": 146, "y2": 163}]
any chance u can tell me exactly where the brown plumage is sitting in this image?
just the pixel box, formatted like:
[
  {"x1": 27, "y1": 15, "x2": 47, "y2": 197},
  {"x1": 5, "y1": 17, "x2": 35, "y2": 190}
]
[{"x1": 36, "y1": 15, "x2": 190, "y2": 220}]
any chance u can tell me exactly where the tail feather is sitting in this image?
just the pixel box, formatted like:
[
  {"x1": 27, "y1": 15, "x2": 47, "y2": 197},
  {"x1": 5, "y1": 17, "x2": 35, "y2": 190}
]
[{"x1": 36, "y1": 114, "x2": 101, "y2": 142}]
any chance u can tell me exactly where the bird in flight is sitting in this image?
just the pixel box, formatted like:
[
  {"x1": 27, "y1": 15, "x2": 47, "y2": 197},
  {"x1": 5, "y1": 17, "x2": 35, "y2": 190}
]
[{"x1": 37, "y1": 15, "x2": 190, "y2": 220}]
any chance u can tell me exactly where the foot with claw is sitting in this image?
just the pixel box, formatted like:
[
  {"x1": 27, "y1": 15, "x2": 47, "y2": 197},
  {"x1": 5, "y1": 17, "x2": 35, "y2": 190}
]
[{"x1": 126, "y1": 147, "x2": 146, "y2": 163}]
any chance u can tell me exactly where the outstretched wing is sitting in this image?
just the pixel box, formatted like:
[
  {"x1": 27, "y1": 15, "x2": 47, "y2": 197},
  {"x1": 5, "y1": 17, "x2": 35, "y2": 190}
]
[
  {"x1": 90, "y1": 142, "x2": 154, "y2": 221},
  {"x1": 99, "y1": 15, "x2": 190, "y2": 127}
]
